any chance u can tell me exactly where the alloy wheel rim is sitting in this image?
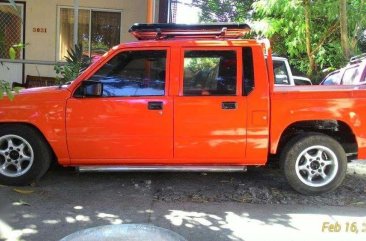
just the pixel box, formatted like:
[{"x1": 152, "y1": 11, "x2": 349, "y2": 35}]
[
  {"x1": 295, "y1": 145, "x2": 339, "y2": 187},
  {"x1": 0, "y1": 135, "x2": 34, "y2": 177}
]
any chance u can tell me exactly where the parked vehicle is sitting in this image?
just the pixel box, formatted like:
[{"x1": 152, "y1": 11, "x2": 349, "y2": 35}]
[
  {"x1": 320, "y1": 53, "x2": 366, "y2": 85},
  {"x1": 293, "y1": 76, "x2": 312, "y2": 85},
  {"x1": 272, "y1": 56, "x2": 312, "y2": 86},
  {"x1": 0, "y1": 23, "x2": 365, "y2": 195}
]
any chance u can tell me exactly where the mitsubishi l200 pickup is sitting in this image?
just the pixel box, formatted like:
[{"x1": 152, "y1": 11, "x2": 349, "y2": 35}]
[{"x1": 0, "y1": 23, "x2": 365, "y2": 195}]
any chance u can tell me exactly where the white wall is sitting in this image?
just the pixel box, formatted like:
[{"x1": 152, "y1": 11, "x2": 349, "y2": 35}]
[{"x1": 21, "y1": 0, "x2": 149, "y2": 80}]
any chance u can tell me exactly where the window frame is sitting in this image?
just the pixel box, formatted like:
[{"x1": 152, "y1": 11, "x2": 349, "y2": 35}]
[
  {"x1": 179, "y1": 47, "x2": 242, "y2": 97},
  {"x1": 360, "y1": 63, "x2": 366, "y2": 85},
  {"x1": 56, "y1": 6, "x2": 123, "y2": 61},
  {"x1": 73, "y1": 47, "x2": 171, "y2": 98}
]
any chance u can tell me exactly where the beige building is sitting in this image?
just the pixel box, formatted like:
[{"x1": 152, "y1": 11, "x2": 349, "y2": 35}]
[{"x1": 0, "y1": 0, "x2": 162, "y2": 85}]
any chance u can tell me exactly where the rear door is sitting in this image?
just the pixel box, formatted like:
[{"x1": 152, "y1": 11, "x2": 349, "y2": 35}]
[{"x1": 174, "y1": 47, "x2": 247, "y2": 163}]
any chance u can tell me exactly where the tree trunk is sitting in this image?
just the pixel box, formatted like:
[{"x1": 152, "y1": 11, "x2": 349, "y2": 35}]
[
  {"x1": 340, "y1": 0, "x2": 350, "y2": 59},
  {"x1": 303, "y1": 0, "x2": 315, "y2": 76}
]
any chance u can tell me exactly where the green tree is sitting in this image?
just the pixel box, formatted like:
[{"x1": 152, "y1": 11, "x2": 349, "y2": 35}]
[
  {"x1": 54, "y1": 44, "x2": 91, "y2": 84},
  {"x1": 253, "y1": 0, "x2": 366, "y2": 78},
  {"x1": 253, "y1": 0, "x2": 345, "y2": 77},
  {"x1": 347, "y1": 0, "x2": 366, "y2": 55},
  {"x1": 191, "y1": 0, "x2": 254, "y2": 22}
]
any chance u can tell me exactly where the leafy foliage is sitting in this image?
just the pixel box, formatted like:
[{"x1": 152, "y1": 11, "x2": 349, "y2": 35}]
[
  {"x1": 54, "y1": 44, "x2": 91, "y2": 84},
  {"x1": 185, "y1": 57, "x2": 219, "y2": 74},
  {"x1": 253, "y1": 0, "x2": 366, "y2": 80},
  {"x1": 192, "y1": 0, "x2": 254, "y2": 22},
  {"x1": 0, "y1": 80, "x2": 13, "y2": 100},
  {"x1": 359, "y1": 30, "x2": 366, "y2": 52},
  {"x1": 8, "y1": 43, "x2": 27, "y2": 60}
]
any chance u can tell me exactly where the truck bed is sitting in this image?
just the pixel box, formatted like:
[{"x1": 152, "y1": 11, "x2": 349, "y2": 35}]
[{"x1": 270, "y1": 85, "x2": 366, "y2": 159}]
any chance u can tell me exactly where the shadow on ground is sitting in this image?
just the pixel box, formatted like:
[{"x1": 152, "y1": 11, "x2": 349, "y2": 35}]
[{"x1": 0, "y1": 162, "x2": 365, "y2": 241}]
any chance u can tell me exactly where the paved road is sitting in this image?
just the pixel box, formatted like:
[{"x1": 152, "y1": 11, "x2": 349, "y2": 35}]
[{"x1": 1, "y1": 162, "x2": 366, "y2": 241}]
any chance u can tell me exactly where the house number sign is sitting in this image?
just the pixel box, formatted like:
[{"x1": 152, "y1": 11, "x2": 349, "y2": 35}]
[{"x1": 33, "y1": 28, "x2": 47, "y2": 33}]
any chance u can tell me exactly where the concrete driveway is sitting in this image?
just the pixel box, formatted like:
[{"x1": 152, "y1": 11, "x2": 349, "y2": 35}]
[{"x1": 1, "y1": 161, "x2": 366, "y2": 241}]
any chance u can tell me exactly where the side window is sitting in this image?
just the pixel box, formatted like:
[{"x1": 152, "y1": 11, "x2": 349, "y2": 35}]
[
  {"x1": 183, "y1": 50, "x2": 237, "y2": 96},
  {"x1": 273, "y1": 60, "x2": 290, "y2": 85},
  {"x1": 90, "y1": 50, "x2": 167, "y2": 97},
  {"x1": 342, "y1": 66, "x2": 361, "y2": 85}
]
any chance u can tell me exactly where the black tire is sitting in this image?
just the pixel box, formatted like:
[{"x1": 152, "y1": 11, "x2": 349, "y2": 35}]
[
  {"x1": 0, "y1": 124, "x2": 52, "y2": 186},
  {"x1": 280, "y1": 133, "x2": 347, "y2": 195}
]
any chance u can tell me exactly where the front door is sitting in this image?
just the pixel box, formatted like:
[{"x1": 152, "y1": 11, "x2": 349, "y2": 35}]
[
  {"x1": 0, "y1": 2, "x2": 24, "y2": 85},
  {"x1": 174, "y1": 48, "x2": 247, "y2": 163},
  {"x1": 66, "y1": 49, "x2": 173, "y2": 163}
]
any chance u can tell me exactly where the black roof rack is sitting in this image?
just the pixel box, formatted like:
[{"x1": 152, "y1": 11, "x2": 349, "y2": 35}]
[
  {"x1": 128, "y1": 23, "x2": 251, "y2": 40},
  {"x1": 349, "y1": 53, "x2": 366, "y2": 64}
]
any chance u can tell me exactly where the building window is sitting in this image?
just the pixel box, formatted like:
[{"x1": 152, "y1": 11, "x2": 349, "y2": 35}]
[{"x1": 58, "y1": 7, "x2": 121, "y2": 61}]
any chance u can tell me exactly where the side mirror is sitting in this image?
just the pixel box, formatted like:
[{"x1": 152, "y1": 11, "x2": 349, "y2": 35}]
[{"x1": 75, "y1": 80, "x2": 103, "y2": 97}]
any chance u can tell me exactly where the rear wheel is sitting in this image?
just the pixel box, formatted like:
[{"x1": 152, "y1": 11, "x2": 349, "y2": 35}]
[
  {"x1": 281, "y1": 134, "x2": 347, "y2": 195},
  {"x1": 0, "y1": 125, "x2": 52, "y2": 186}
]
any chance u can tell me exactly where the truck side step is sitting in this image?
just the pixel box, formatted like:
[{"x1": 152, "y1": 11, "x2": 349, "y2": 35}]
[{"x1": 77, "y1": 165, "x2": 247, "y2": 173}]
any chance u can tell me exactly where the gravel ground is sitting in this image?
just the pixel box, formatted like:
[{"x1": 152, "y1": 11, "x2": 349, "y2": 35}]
[
  {"x1": 1, "y1": 161, "x2": 365, "y2": 241},
  {"x1": 149, "y1": 161, "x2": 366, "y2": 206},
  {"x1": 7, "y1": 159, "x2": 361, "y2": 207}
]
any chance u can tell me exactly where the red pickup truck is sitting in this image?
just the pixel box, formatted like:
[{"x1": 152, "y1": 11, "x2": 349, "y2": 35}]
[{"x1": 0, "y1": 24, "x2": 365, "y2": 195}]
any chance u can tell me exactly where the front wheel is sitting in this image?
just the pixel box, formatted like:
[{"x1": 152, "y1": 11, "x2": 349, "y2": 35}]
[
  {"x1": 280, "y1": 134, "x2": 347, "y2": 195},
  {"x1": 0, "y1": 125, "x2": 52, "y2": 186}
]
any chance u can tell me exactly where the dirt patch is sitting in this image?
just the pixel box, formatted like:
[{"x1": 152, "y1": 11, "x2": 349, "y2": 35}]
[{"x1": 152, "y1": 161, "x2": 366, "y2": 206}]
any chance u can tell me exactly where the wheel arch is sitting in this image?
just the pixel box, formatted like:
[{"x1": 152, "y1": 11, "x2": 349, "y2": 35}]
[
  {"x1": 273, "y1": 120, "x2": 358, "y2": 160},
  {"x1": 0, "y1": 122, "x2": 57, "y2": 161}
]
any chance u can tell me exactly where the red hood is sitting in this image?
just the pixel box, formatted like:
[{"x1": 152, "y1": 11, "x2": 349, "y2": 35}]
[{"x1": 1, "y1": 86, "x2": 71, "y2": 105}]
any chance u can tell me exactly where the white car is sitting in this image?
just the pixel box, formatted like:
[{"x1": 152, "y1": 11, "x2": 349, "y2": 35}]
[{"x1": 272, "y1": 56, "x2": 312, "y2": 86}]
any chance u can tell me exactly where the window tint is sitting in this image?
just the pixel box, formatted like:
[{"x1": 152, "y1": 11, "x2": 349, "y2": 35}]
[
  {"x1": 183, "y1": 50, "x2": 237, "y2": 96},
  {"x1": 273, "y1": 60, "x2": 290, "y2": 85},
  {"x1": 90, "y1": 50, "x2": 166, "y2": 97},
  {"x1": 342, "y1": 66, "x2": 361, "y2": 85}
]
